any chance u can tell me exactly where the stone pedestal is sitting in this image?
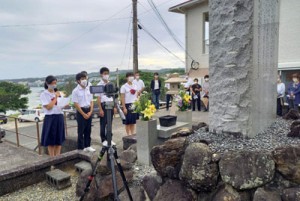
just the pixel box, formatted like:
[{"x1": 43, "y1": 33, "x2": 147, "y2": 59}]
[
  {"x1": 209, "y1": 0, "x2": 279, "y2": 138},
  {"x1": 136, "y1": 119, "x2": 158, "y2": 165},
  {"x1": 176, "y1": 110, "x2": 192, "y2": 129}
]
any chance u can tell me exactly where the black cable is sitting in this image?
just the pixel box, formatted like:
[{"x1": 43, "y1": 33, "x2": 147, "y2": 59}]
[{"x1": 139, "y1": 22, "x2": 184, "y2": 64}]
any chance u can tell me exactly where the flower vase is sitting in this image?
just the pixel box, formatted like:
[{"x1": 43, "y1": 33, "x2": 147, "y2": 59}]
[
  {"x1": 175, "y1": 110, "x2": 192, "y2": 129},
  {"x1": 136, "y1": 119, "x2": 158, "y2": 165}
]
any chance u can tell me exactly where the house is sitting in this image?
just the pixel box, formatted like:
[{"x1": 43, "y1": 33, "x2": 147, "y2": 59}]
[{"x1": 169, "y1": 0, "x2": 300, "y2": 85}]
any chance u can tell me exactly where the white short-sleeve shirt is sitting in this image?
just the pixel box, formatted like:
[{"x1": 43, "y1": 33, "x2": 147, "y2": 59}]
[
  {"x1": 94, "y1": 80, "x2": 113, "y2": 103},
  {"x1": 71, "y1": 85, "x2": 93, "y2": 107},
  {"x1": 40, "y1": 90, "x2": 63, "y2": 115},
  {"x1": 120, "y1": 83, "x2": 138, "y2": 104},
  {"x1": 133, "y1": 79, "x2": 145, "y2": 92}
]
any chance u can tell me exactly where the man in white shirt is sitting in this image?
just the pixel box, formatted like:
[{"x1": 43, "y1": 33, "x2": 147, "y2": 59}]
[
  {"x1": 72, "y1": 72, "x2": 95, "y2": 152},
  {"x1": 95, "y1": 67, "x2": 116, "y2": 146},
  {"x1": 133, "y1": 72, "x2": 145, "y2": 95}
]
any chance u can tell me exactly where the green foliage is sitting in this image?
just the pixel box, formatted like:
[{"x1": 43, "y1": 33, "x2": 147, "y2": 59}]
[{"x1": 0, "y1": 82, "x2": 31, "y2": 113}]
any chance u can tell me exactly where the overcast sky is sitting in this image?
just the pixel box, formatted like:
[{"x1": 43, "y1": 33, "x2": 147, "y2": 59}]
[{"x1": 0, "y1": 0, "x2": 186, "y2": 79}]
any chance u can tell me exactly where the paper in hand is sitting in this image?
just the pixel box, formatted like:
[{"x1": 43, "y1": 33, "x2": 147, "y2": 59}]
[{"x1": 57, "y1": 97, "x2": 70, "y2": 108}]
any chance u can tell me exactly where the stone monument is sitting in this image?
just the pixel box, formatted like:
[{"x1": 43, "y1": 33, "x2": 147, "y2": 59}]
[{"x1": 209, "y1": 0, "x2": 280, "y2": 137}]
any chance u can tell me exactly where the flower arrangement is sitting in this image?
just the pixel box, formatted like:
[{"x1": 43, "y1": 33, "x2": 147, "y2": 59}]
[
  {"x1": 176, "y1": 90, "x2": 191, "y2": 111},
  {"x1": 132, "y1": 92, "x2": 156, "y2": 121}
]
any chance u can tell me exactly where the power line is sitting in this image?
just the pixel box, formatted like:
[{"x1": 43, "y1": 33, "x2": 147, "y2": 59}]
[
  {"x1": 138, "y1": 22, "x2": 184, "y2": 64},
  {"x1": 120, "y1": 10, "x2": 132, "y2": 66}
]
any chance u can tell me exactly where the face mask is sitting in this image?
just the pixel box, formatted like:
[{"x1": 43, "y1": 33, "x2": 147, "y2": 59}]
[
  {"x1": 154, "y1": 75, "x2": 158, "y2": 79},
  {"x1": 136, "y1": 76, "x2": 140, "y2": 80},
  {"x1": 194, "y1": 82, "x2": 198, "y2": 84},
  {"x1": 205, "y1": 78, "x2": 209, "y2": 82},
  {"x1": 277, "y1": 78, "x2": 280, "y2": 82},
  {"x1": 80, "y1": 79, "x2": 88, "y2": 87},
  {"x1": 103, "y1": 75, "x2": 109, "y2": 81},
  {"x1": 293, "y1": 78, "x2": 298, "y2": 83},
  {"x1": 186, "y1": 76, "x2": 189, "y2": 79},
  {"x1": 48, "y1": 84, "x2": 57, "y2": 90},
  {"x1": 128, "y1": 76, "x2": 134, "y2": 82}
]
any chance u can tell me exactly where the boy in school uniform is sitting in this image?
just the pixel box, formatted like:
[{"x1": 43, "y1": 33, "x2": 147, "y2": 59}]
[
  {"x1": 95, "y1": 67, "x2": 116, "y2": 146},
  {"x1": 72, "y1": 72, "x2": 95, "y2": 152}
]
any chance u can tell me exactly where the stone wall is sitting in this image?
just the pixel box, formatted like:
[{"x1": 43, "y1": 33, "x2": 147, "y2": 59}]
[
  {"x1": 209, "y1": 0, "x2": 279, "y2": 137},
  {"x1": 147, "y1": 136, "x2": 300, "y2": 201}
]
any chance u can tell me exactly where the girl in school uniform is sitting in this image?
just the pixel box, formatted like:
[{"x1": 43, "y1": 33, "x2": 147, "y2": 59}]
[
  {"x1": 40, "y1": 75, "x2": 66, "y2": 157},
  {"x1": 121, "y1": 72, "x2": 138, "y2": 135}
]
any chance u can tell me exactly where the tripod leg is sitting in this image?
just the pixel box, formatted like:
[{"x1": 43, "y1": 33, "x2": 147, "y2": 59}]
[
  {"x1": 108, "y1": 147, "x2": 121, "y2": 201},
  {"x1": 113, "y1": 146, "x2": 133, "y2": 201},
  {"x1": 80, "y1": 147, "x2": 106, "y2": 201}
]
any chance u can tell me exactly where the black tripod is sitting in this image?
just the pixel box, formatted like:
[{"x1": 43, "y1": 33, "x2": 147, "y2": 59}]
[{"x1": 80, "y1": 101, "x2": 133, "y2": 201}]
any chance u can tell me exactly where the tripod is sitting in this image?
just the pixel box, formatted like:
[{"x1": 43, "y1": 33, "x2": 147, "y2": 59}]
[{"x1": 80, "y1": 101, "x2": 133, "y2": 201}]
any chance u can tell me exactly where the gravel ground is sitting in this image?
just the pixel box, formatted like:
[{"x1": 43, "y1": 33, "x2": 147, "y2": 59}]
[
  {"x1": 0, "y1": 168, "x2": 80, "y2": 201},
  {"x1": 188, "y1": 118, "x2": 300, "y2": 153}
]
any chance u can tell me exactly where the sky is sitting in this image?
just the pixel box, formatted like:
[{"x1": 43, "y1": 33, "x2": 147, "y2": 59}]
[{"x1": 0, "y1": 0, "x2": 186, "y2": 80}]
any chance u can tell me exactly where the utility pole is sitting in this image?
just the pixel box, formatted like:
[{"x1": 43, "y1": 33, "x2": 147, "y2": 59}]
[{"x1": 132, "y1": 0, "x2": 138, "y2": 73}]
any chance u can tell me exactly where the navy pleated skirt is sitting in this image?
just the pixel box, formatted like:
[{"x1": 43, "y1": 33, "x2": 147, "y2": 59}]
[
  {"x1": 123, "y1": 104, "x2": 138, "y2": 125},
  {"x1": 41, "y1": 114, "x2": 65, "y2": 146}
]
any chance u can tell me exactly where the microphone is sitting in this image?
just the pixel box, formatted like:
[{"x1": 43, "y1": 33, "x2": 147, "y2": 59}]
[{"x1": 115, "y1": 100, "x2": 126, "y2": 121}]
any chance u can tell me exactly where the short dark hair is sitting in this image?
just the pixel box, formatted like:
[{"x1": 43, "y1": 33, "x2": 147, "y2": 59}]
[
  {"x1": 126, "y1": 72, "x2": 134, "y2": 77},
  {"x1": 44, "y1": 75, "x2": 57, "y2": 89},
  {"x1": 154, "y1": 72, "x2": 159, "y2": 76},
  {"x1": 76, "y1": 72, "x2": 86, "y2": 81},
  {"x1": 81, "y1": 71, "x2": 88, "y2": 75},
  {"x1": 100, "y1": 67, "x2": 109, "y2": 75},
  {"x1": 194, "y1": 78, "x2": 198, "y2": 82},
  {"x1": 204, "y1": 75, "x2": 209, "y2": 79}
]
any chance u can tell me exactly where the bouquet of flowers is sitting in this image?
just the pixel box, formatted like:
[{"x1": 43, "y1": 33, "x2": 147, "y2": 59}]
[
  {"x1": 132, "y1": 92, "x2": 156, "y2": 121},
  {"x1": 176, "y1": 90, "x2": 191, "y2": 111}
]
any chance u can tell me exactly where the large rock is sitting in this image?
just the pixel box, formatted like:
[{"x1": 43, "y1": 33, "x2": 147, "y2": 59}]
[
  {"x1": 151, "y1": 137, "x2": 186, "y2": 178},
  {"x1": 253, "y1": 188, "x2": 281, "y2": 201},
  {"x1": 153, "y1": 180, "x2": 196, "y2": 201},
  {"x1": 123, "y1": 134, "x2": 137, "y2": 150},
  {"x1": 192, "y1": 122, "x2": 209, "y2": 132},
  {"x1": 119, "y1": 187, "x2": 147, "y2": 201},
  {"x1": 179, "y1": 143, "x2": 219, "y2": 191},
  {"x1": 170, "y1": 127, "x2": 194, "y2": 139},
  {"x1": 283, "y1": 109, "x2": 300, "y2": 120},
  {"x1": 76, "y1": 169, "x2": 134, "y2": 200},
  {"x1": 119, "y1": 149, "x2": 137, "y2": 163},
  {"x1": 219, "y1": 151, "x2": 275, "y2": 190},
  {"x1": 272, "y1": 146, "x2": 300, "y2": 184},
  {"x1": 282, "y1": 188, "x2": 300, "y2": 201},
  {"x1": 287, "y1": 120, "x2": 300, "y2": 138},
  {"x1": 212, "y1": 185, "x2": 251, "y2": 201},
  {"x1": 142, "y1": 172, "x2": 163, "y2": 200}
]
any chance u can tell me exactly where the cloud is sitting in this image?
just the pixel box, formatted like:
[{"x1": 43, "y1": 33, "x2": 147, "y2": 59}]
[{"x1": 0, "y1": 0, "x2": 185, "y2": 79}]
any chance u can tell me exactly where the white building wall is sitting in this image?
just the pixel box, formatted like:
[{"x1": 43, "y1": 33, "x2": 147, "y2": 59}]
[
  {"x1": 278, "y1": 0, "x2": 300, "y2": 69},
  {"x1": 185, "y1": 2, "x2": 209, "y2": 72}
]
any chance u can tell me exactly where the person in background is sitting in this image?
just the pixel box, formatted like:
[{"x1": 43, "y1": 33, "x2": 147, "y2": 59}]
[
  {"x1": 81, "y1": 71, "x2": 92, "y2": 87},
  {"x1": 202, "y1": 75, "x2": 209, "y2": 112},
  {"x1": 133, "y1": 72, "x2": 145, "y2": 96},
  {"x1": 40, "y1": 75, "x2": 66, "y2": 157},
  {"x1": 151, "y1": 72, "x2": 161, "y2": 109},
  {"x1": 287, "y1": 73, "x2": 300, "y2": 111},
  {"x1": 95, "y1": 67, "x2": 116, "y2": 146},
  {"x1": 277, "y1": 75, "x2": 285, "y2": 116},
  {"x1": 72, "y1": 72, "x2": 95, "y2": 152},
  {"x1": 121, "y1": 72, "x2": 138, "y2": 135},
  {"x1": 165, "y1": 81, "x2": 172, "y2": 111},
  {"x1": 191, "y1": 78, "x2": 202, "y2": 111}
]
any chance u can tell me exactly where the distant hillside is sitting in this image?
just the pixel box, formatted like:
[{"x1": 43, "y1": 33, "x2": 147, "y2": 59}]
[{"x1": 3, "y1": 68, "x2": 185, "y2": 83}]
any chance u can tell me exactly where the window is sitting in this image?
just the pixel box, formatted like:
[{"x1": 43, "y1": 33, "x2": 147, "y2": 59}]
[{"x1": 203, "y1": 12, "x2": 209, "y2": 54}]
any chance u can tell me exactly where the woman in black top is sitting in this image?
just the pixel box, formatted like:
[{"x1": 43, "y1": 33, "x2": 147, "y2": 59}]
[
  {"x1": 191, "y1": 78, "x2": 202, "y2": 111},
  {"x1": 150, "y1": 72, "x2": 162, "y2": 109}
]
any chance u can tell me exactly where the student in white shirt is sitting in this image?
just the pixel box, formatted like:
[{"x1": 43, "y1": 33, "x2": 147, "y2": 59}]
[
  {"x1": 133, "y1": 72, "x2": 145, "y2": 95},
  {"x1": 121, "y1": 72, "x2": 138, "y2": 135},
  {"x1": 72, "y1": 72, "x2": 95, "y2": 152},
  {"x1": 40, "y1": 75, "x2": 66, "y2": 157},
  {"x1": 95, "y1": 67, "x2": 116, "y2": 146}
]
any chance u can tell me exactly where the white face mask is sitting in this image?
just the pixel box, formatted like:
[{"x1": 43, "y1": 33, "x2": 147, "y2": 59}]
[
  {"x1": 80, "y1": 79, "x2": 88, "y2": 87},
  {"x1": 293, "y1": 78, "x2": 298, "y2": 83},
  {"x1": 205, "y1": 78, "x2": 209, "y2": 82},
  {"x1": 194, "y1": 82, "x2": 198, "y2": 84},
  {"x1": 48, "y1": 84, "x2": 57, "y2": 90},
  {"x1": 136, "y1": 76, "x2": 140, "y2": 80},
  {"x1": 128, "y1": 76, "x2": 134, "y2": 82},
  {"x1": 103, "y1": 75, "x2": 109, "y2": 81}
]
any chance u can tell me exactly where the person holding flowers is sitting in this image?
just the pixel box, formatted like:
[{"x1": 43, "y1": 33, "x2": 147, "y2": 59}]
[{"x1": 121, "y1": 72, "x2": 138, "y2": 135}]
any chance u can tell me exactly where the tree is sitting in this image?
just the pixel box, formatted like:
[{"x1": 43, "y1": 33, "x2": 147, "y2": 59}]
[
  {"x1": 59, "y1": 78, "x2": 77, "y2": 97},
  {"x1": 0, "y1": 82, "x2": 31, "y2": 113}
]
